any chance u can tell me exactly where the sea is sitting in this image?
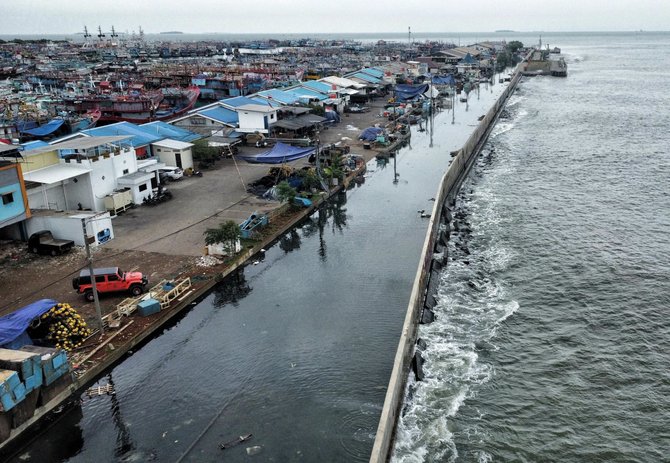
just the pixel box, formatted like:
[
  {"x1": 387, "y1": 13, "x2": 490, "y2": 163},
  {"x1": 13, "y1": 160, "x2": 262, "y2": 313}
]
[{"x1": 392, "y1": 32, "x2": 670, "y2": 462}]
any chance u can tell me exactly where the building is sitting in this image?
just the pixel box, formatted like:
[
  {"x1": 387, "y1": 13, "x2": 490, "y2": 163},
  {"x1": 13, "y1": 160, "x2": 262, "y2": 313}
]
[{"x1": 0, "y1": 146, "x2": 31, "y2": 232}]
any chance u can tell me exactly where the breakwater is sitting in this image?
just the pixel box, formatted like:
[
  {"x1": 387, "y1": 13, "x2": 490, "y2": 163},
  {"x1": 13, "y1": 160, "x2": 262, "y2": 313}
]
[{"x1": 369, "y1": 70, "x2": 522, "y2": 463}]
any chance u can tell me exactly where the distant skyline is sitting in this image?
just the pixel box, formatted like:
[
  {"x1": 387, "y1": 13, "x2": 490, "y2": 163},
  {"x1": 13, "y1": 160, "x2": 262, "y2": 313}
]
[{"x1": 4, "y1": 0, "x2": 669, "y2": 35}]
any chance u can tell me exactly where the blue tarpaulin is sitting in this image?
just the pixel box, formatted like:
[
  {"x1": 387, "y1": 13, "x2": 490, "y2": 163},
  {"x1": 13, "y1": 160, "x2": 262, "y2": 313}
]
[
  {"x1": 238, "y1": 142, "x2": 315, "y2": 164},
  {"x1": 393, "y1": 84, "x2": 430, "y2": 102},
  {"x1": 0, "y1": 299, "x2": 57, "y2": 347},
  {"x1": 359, "y1": 127, "x2": 384, "y2": 141},
  {"x1": 432, "y1": 75, "x2": 456, "y2": 86},
  {"x1": 22, "y1": 119, "x2": 65, "y2": 137}
]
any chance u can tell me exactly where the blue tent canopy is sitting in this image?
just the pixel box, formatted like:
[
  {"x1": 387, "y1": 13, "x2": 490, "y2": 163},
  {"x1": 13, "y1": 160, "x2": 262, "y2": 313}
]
[
  {"x1": 394, "y1": 84, "x2": 430, "y2": 102},
  {"x1": 432, "y1": 75, "x2": 456, "y2": 86},
  {"x1": 238, "y1": 142, "x2": 315, "y2": 164},
  {"x1": 23, "y1": 119, "x2": 65, "y2": 137},
  {"x1": 359, "y1": 127, "x2": 384, "y2": 141},
  {"x1": 0, "y1": 299, "x2": 56, "y2": 347}
]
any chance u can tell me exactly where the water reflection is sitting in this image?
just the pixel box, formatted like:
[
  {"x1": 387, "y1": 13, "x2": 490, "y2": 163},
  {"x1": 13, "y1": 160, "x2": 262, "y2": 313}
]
[
  {"x1": 212, "y1": 271, "x2": 251, "y2": 308},
  {"x1": 4, "y1": 403, "x2": 83, "y2": 463},
  {"x1": 301, "y1": 191, "x2": 349, "y2": 261}
]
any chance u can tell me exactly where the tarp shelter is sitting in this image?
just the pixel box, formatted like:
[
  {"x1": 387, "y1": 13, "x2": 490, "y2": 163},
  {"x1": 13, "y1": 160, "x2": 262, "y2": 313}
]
[
  {"x1": 394, "y1": 84, "x2": 430, "y2": 102},
  {"x1": 238, "y1": 142, "x2": 315, "y2": 164},
  {"x1": 432, "y1": 75, "x2": 456, "y2": 86},
  {"x1": 0, "y1": 299, "x2": 56, "y2": 348},
  {"x1": 359, "y1": 127, "x2": 384, "y2": 141},
  {"x1": 22, "y1": 119, "x2": 65, "y2": 137}
]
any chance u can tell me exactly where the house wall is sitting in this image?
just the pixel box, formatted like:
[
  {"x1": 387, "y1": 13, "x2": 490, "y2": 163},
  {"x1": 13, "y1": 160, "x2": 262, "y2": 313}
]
[
  {"x1": 237, "y1": 111, "x2": 275, "y2": 134},
  {"x1": 62, "y1": 147, "x2": 138, "y2": 211},
  {"x1": 19, "y1": 150, "x2": 59, "y2": 173},
  {"x1": 155, "y1": 146, "x2": 194, "y2": 170},
  {"x1": 0, "y1": 164, "x2": 29, "y2": 229},
  {"x1": 64, "y1": 173, "x2": 95, "y2": 210},
  {"x1": 27, "y1": 183, "x2": 66, "y2": 211}
]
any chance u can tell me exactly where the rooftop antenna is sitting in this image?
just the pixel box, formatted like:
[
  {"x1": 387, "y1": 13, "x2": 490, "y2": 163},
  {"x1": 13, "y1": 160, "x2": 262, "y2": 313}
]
[
  {"x1": 408, "y1": 26, "x2": 411, "y2": 46},
  {"x1": 139, "y1": 26, "x2": 145, "y2": 44},
  {"x1": 111, "y1": 26, "x2": 118, "y2": 38},
  {"x1": 97, "y1": 25, "x2": 105, "y2": 40},
  {"x1": 83, "y1": 26, "x2": 91, "y2": 39}
]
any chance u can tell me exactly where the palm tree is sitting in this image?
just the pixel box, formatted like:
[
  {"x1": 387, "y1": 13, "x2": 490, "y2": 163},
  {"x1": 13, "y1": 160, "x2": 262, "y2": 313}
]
[{"x1": 204, "y1": 220, "x2": 241, "y2": 255}]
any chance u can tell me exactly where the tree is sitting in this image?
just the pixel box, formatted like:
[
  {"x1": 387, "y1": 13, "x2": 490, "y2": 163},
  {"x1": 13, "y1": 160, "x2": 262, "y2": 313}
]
[
  {"x1": 204, "y1": 220, "x2": 241, "y2": 255},
  {"x1": 192, "y1": 139, "x2": 220, "y2": 163},
  {"x1": 276, "y1": 181, "x2": 297, "y2": 205},
  {"x1": 507, "y1": 41, "x2": 524, "y2": 54}
]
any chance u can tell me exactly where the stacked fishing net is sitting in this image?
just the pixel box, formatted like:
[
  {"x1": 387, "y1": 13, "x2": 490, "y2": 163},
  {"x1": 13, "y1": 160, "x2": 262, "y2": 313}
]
[{"x1": 40, "y1": 303, "x2": 92, "y2": 351}]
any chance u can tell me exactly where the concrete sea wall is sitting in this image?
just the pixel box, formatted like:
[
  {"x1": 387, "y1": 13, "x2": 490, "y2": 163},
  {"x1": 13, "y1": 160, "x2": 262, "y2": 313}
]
[{"x1": 369, "y1": 70, "x2": 522, "y2": 463}]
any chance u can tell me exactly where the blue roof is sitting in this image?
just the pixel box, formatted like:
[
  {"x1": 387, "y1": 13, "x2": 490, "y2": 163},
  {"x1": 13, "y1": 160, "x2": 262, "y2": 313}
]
[
  {"x1": 350, "y1": 72, "x2": 382, "y2": 84},
  {"x1": 199, "y1": 106, "x2": 239, "y2": 125},
  {"x1": 219, "y1": 96, "x2": 260, "y2": 108},
  {"x1": 301, "y1": 81, "x2": 335, "y2": 94},
  {"x1": 139, "y1": 121, "x2": 202, "y2": 143},
  {"x1": 249, "y1": 95, "x2": 284, "y2": 108},
  {"x1": 284, "y1": 87, "x2": 327, "y2": 101},
  {"x1": 361, "y1": 67, "x2": 385, "y2": 78},
  {"x1": 256, "y1": 89, "x2": 300, "y2": 105},
  {"x1": 21, "y1": 140, "x2": 50, "y2": 150},
  {"x1": 82, "y1": 122, "x2": 162, "y2": 147}
]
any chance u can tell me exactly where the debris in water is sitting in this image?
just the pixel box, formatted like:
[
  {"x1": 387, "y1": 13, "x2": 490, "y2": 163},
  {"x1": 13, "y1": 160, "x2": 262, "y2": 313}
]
[
  {"x1": 246, "y1": 445, "x2": 262, "y2": 456},
  {"x1": 220, "y1": 433, "x2": 253, "y2": 450}
]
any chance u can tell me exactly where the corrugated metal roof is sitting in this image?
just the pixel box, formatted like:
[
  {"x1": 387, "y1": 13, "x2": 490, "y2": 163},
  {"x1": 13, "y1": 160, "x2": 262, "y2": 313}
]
[
  {"x1": 82, "y1": 122, "x2": 161, "y2": 147},
  {"x1": 51, "y1": 135, "x2": 132, "y2": 150},
  {"x1": 23, "y1": 164, "x2": 91, "y2": 184},
  {"x1": 301, "y1": 81, "x2": 334, "y2": 94},
  {"x1": 349, "y1": 72, "x2": 382, "y2": 84},
  {"x1": 361, "y1": 67, "x2": 385, "y2": 78},
  {"x1": 152, "y1": 139, "x2": 193, "y2": 150},
  {"x1": 139, "y1": 121, "x2": 201, "y2": 143},
  {"x1": 219, "y1": 96, "x2": 260, "y2": 108},
  {"x1": 256, "y1": 89, "x2": 299, "y2": 105},
  {"x1": 199, "y1": 106, "x2": 239, "y2": 125}
]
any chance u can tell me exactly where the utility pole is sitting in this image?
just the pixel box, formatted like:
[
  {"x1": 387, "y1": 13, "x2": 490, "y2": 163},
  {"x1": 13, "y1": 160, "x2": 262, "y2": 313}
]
[{"x1": 81, "y1": 218, "x2": 104, "y2": 335}]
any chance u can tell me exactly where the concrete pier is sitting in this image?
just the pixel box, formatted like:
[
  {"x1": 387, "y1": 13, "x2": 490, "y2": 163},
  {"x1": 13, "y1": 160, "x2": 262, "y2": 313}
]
[{"x1": 369, "y1": 69, "x2": 523, "y2": 463}]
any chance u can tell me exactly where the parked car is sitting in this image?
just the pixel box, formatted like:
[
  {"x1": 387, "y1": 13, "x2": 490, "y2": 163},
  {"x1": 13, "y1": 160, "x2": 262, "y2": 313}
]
[
  {"x1": 158, "y1": 167, "x2": 183, "y2": 182},
  {"x1": 72, "y1": 267, "x2": 148, "y2": 302},
  {"x1": 28, "y1": 230, "x2": 75, "y2": 256}
]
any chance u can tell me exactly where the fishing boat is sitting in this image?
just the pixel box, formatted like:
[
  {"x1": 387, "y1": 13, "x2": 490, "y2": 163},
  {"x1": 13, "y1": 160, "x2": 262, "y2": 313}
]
[{"x1": 65, "y1": 86, "x2": 200, "y2": 124}]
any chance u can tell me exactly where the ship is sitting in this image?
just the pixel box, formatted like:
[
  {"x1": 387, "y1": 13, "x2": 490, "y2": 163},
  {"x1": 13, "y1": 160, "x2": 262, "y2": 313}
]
[{"x1": 65, "y1": 86, "x2": 200, "y2": 124}]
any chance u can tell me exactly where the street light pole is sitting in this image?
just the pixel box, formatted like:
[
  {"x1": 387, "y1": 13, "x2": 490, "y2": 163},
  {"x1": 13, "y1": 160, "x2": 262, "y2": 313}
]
[{"x1": 81, "y1": 218, "x2": 104, "y2": 335}]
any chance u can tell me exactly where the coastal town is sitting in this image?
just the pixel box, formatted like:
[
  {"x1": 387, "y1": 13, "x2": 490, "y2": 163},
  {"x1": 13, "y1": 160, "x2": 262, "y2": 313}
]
[{"x1": 0, "y1": 31, "x2": 564, "y2": 456}]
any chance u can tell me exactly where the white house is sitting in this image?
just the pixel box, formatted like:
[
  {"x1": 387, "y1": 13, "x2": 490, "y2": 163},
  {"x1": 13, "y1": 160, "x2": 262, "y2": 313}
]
[
  {"x1": 21, "y1": 135, "x2": 152, "y2": 212},
  {"x1": 152, "y1": 139, "x2": 194, "y2": 170}
]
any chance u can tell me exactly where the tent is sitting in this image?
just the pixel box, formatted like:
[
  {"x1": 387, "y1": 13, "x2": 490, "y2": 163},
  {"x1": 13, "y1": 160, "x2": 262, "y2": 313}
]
[
  {"x1": 393, "y1": 84, "x2": 430, "y2": 102},
  {"x1": 359, "y1": 127, "x2": 384, "y2": 141},
  {"x1": 22, "y1": 119, "x2": 65, "y2": 137},
  {"x1": 432, "y1": 75, "x2": 456, "y2": 86},
  {"x1": 0, "y1": 299, "x2": 56, "y2": 348},
  {"x1": 238, "y1": 142, "x2": 315, "y2": 164}
]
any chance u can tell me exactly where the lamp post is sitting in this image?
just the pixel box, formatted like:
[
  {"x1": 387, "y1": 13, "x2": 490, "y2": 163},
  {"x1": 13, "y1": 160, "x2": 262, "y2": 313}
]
[{"x1": 81, "y1": 217, "x2": 104, "y2": 334}]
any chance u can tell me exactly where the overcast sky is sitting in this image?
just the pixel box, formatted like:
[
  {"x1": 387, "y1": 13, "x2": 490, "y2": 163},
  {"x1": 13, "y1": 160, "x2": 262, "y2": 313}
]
[{"x1": 4, "y1": 0, "x2": 669, "y2": 35}]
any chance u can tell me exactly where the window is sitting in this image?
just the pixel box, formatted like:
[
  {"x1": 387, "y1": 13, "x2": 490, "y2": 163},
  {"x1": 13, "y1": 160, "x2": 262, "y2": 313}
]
[
  {"x1": 108, "y1": 274, "x2": 119, "y2": 281},
  {"x1": 123, "y1": 169, "x2": 129, "y2": 175},
  {"x1": 156, "y1": 148, "x2": 162, "y2": 152},
  {"x1": 139, "y1": 184, "x2": 148, "y2": 192},
  {"x1": 1, "y1": 192, "x2": 14, "y2": 205},
  {"x1": 95, "y1": 275, "x2": 105, "y2": 283}
]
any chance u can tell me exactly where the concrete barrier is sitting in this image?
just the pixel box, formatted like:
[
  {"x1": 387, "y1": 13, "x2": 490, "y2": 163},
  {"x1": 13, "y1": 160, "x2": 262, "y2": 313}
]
[{"x1": 370, "y1": 70, "x2": 522, "y2": 463}]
